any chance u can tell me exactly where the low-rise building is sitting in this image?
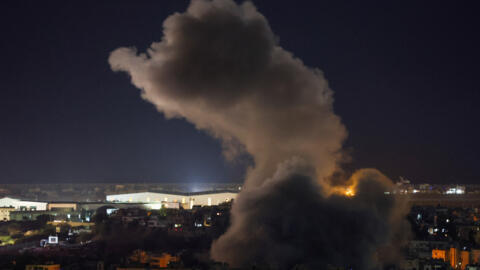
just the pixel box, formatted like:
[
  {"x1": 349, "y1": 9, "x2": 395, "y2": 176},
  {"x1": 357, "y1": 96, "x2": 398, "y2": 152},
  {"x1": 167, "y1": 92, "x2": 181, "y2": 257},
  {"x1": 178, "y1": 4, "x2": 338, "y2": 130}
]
[
  {"x1": 472, "y1": 249, "x2": 480, "y2": 264},
  {"x1": 10, "y1": 209, "x2": 95, "y2": 223},
  {"x1": 25, "y1": 264, "x2": 61, "y2": 270},
  {"x1": 0, "y1": 197, "x2": 47, "y2": 211},
  {"x1": 0, "y1": 206, "x2": 15, "y2": 221},
  {"x1": 47, "y1": 202, "x2": 77, "y2": 211},
  {"x1": 126, "y1": 250, "x2": 179, "y2": 268},
  {"x1": 150, "y1": 253, "x2": 179, "y2": 268},
  {"x1": 432, "y1": 249, "x2": 447, "y2": 261},
  {"x1": 106, "y1": 191, "x2": 237, "y2": 209}
]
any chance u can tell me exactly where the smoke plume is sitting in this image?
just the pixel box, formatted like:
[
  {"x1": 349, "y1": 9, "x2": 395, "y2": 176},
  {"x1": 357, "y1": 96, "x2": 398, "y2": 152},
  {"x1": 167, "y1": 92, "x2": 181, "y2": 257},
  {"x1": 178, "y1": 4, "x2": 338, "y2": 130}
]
[
  {"x1": 211, "y1": 161, "x2": 408, "y2": 269},
  {"x1": 109, "y1": 0, "x2": 409, "y2": 269}
]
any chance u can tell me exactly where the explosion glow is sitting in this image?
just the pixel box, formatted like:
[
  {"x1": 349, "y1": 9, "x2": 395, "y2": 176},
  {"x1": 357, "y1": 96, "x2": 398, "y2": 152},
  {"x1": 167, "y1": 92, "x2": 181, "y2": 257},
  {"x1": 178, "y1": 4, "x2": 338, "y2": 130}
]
[
  {"x1": 329, "y1": 183, "x2": 357, "y2": 197},
  {"x1": 344, "y1": 186, "x2": 355, "y2": 197}
]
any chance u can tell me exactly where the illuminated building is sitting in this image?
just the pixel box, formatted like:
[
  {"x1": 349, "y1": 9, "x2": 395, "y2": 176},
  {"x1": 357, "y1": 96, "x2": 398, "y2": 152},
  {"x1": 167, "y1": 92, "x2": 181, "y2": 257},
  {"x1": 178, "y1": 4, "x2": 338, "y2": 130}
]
[
  {"x1": 432, "y1": 249, "x2": 447, "y2": 261},
  {"x1": 0, "y1": 197, "x2": 47, "y2": 211},
  {"x1": 25, "y1": 264, "x2": 60, "y2": 270},
  {"x1": 471, "y1": 249, "x2": 480, "y2": 264},
  {"x1": 450, "y1": 247, "x2": 459, "y2": 269},
  {"x1": 47, "y1": 202, "x2": 77, "y2": 211},
  {"x1": 0, "y1": 207, "x2": 15, "y2": 221},
  {"x1": 106, "y1": 191, "x2": 237, "y2": 209},
  {"x1": 445, "y1": 247, "x2": 471, "y2": 270},
  {"x1": 127, "y1": 250, "x2": 179, "y2": 268},
  {"x1": 150, "y1": 253, "x2": 179, "y2": 268}
]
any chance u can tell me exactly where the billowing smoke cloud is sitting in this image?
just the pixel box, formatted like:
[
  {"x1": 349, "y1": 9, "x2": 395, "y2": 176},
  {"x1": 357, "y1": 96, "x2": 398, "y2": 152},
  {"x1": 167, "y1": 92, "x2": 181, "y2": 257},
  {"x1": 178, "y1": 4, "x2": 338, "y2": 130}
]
[
  {"x1": 109, "y1": 0, "x2": 346, "y2": 187},
  {"x1": 109, "y1": 0, "x2": 409, "y2": 269},
  {"x1": 211, "y1": 161, "x2": 408, "y2": 269}
]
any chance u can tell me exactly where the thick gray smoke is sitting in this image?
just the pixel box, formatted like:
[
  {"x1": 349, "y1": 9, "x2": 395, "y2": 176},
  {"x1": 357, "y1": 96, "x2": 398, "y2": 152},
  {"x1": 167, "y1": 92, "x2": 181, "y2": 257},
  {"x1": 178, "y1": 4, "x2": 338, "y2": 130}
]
[
  {"x1": 109, "y1": 0, "x2": 346, "y2": 187},
  {"x1": 109, "y1": 0, "x2": 409, "y2": 269},
  {"x1": 211, "y1": 161, "x2": 408, "y2": 269}
]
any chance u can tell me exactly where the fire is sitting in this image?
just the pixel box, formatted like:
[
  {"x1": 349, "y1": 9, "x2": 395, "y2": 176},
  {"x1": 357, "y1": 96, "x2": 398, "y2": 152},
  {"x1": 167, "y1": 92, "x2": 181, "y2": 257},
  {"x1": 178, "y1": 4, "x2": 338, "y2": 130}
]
[
  {"x1": 344, "y1": 187, "x2": 355, "y2": 197},
  {"x1": 329, "y1": 184, "x2": 356, "y2": 197}
]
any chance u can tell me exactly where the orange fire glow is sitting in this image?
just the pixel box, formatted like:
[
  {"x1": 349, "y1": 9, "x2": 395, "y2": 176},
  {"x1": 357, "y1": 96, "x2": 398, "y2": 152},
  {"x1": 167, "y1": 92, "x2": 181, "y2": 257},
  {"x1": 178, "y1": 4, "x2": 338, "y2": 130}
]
[
  {"x1": 344, "y1": 187, "x2": 355, "y2": 197},
  {"x1": 329, "y1": 184, "x2": 356, "y2": 197}
]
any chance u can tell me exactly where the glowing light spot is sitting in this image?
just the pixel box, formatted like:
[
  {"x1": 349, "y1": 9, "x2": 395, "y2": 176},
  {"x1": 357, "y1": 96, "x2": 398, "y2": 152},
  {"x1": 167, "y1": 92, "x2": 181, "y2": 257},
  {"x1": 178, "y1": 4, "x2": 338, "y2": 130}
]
[{"x1": 344, "y1": 187, "x2": 355, "y2": 197}]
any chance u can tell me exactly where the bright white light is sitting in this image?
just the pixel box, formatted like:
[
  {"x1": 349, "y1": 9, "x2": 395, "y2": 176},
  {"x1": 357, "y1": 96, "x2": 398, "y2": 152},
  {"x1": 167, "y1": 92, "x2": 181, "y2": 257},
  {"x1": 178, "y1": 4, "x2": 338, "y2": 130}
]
[
  {"x1": 106, "y1": 208, "x2": 118, "y2": 215},
  {"x1": 446, "y1": 188, "x2": 455, "y2": 194},
  {"x1": 145, "y1": 203, "x2": 162, "y2": 210},
  {"x1": 48, "y1": 236, "x2": 58, "y2": 244},
  {"x1": 446, "y1": 186, "x2": 465, "y2": 194}
]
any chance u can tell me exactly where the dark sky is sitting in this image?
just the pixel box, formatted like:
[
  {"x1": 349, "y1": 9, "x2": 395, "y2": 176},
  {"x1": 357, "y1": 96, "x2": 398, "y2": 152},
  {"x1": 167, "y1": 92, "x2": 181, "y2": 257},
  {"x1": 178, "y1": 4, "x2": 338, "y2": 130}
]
[{"x1": 0, "y1": 1, "x2": 479, "y2": 184}]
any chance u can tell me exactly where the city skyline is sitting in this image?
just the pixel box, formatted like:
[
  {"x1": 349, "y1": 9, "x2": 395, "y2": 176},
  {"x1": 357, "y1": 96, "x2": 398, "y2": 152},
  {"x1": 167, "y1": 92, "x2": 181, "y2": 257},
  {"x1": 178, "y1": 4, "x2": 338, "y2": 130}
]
[{"x1": 1, "y1": 1, "x2": 480, "y2": 269}]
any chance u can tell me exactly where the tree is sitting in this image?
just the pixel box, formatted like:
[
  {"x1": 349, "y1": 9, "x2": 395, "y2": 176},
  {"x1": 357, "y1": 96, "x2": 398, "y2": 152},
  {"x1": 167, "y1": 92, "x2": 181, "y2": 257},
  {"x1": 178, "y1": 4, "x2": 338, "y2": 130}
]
[{"x1": 35, "y1": 214, "x2": 52, "y2": 226}]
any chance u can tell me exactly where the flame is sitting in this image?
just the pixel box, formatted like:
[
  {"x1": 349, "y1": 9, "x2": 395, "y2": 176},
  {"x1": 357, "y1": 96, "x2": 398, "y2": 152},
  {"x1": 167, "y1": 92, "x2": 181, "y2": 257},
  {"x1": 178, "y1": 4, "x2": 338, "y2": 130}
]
[
  {"x1": 344, "y1": 187, "x2": 355, "y2": 197},
  {"x1": 329, "y1": 184, "x2": 356, "y2": 197}
]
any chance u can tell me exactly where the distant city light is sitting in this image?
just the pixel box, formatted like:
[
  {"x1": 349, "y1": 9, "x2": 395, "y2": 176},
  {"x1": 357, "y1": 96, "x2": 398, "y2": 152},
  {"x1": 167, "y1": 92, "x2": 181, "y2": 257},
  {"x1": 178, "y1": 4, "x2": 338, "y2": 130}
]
[{"x1": 445, "y1": 186, "x2": 465, "y2": 194}]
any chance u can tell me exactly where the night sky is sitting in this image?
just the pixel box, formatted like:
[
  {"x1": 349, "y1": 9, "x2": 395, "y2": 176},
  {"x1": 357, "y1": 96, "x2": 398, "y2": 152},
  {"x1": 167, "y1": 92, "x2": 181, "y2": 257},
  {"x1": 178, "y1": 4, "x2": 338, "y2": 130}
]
[{"x1": 1, "y1": 1, "x2": 479, "y2": 184}]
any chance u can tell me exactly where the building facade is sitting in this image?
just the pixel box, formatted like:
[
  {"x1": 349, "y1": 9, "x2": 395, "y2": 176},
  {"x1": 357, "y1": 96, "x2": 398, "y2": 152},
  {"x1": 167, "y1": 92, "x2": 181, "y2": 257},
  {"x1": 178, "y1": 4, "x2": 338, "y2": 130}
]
[
  {"x1": 106, "y1": 191, "x2": 237, "y2": 209},
  {"x1": 0, "y1": 197, "x2": 47, "y2": 211},
  {"x1": 0, "y1": 207, "x2": 15, "y2": 221}
]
